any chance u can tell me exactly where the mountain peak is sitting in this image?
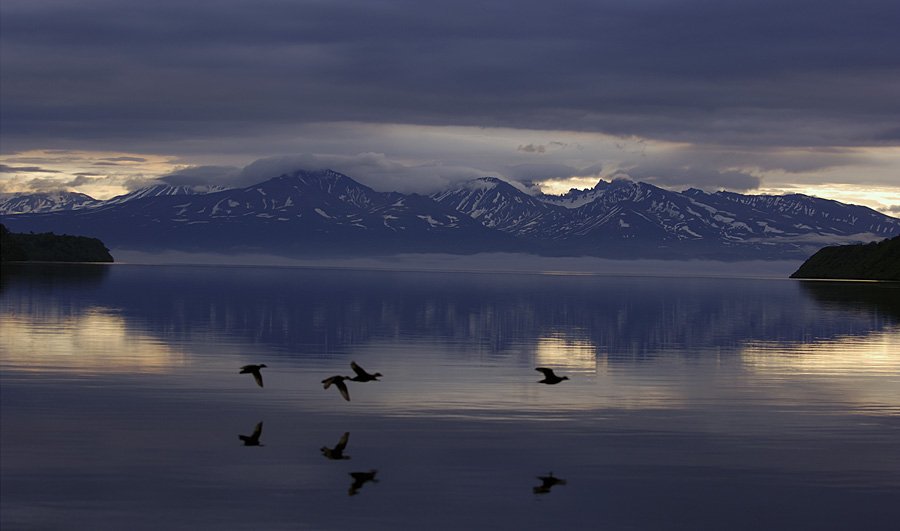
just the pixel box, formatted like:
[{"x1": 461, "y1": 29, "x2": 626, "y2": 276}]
[
  {"x1": 456, "y1": 176, "x2": 508, "y2": 191},
  {"x1": 265, "y1": 169, "x2": 376, "y2": 193},
  {"x1": 539, "y1": 180, "x2": 610, "y2": 209}
]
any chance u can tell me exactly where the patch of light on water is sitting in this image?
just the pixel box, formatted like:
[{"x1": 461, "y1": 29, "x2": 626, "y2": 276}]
[
  {"x1": 533, "y1": 335, "x2": 599, "y2": 373},
  {"x1": 740, "y1": 328, "x2": 900, "y2": 415},
  {"x1": 0, "y1": 309, "x2": 190, "y2": 375}
]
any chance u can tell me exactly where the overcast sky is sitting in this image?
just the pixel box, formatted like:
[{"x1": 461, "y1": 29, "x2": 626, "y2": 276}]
[{"x1": 1, "y1": 0, "x2": 898, "y2": 212}]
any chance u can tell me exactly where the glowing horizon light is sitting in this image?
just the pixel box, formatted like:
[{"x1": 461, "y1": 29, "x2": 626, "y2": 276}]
[
  {"x1": 0, "y1": 149, "x2": 185, "y2": 200},
  {"x1": 754, "y1": 184, "x2": 900, "y2": 216},
  {"x1": 536, "y1": 176, "x2": 605, "y2": 196}
]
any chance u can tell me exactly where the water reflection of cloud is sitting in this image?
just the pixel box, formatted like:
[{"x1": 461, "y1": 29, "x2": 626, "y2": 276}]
[
  {"x1": 0, "y1": 308, "x2": 187, "y2": 374},
  {"x1": 741, "y1": 329, "x2": 900, "y2": 414},
  {"x1": 533, "y1": 335, "x2": 600, "y2": 374}
]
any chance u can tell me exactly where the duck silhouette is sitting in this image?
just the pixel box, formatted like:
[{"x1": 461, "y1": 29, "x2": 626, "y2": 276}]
[
  {"x1": 535, "y1": 367, "x2": 569, "y2": 385},
  {"x1": 322, "y1": 375, "x2": 351, "y2": 401},
  {"x1": 533, "y1": 473, "x2": 567, "y2": 494},
  {"x1": 239, "y1": 364, "x2": 267, "y2": 388},
  {"x1": 321, "y1": 432, "x2": 351, "y2": 460},
  {"x1": 348, "y1": 469, "x2": 378, "y2": 496},
  {"x1": 348, "y1": 361, "x2": 382, "y2": 382},
  {"x1": 239, "y1": 421, "x2": 264, "y2": 446}
]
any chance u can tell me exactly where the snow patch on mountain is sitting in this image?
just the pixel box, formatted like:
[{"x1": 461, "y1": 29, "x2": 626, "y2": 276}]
[{"x1": 0, "y1": 191, "x2": 98, "y2": 214}]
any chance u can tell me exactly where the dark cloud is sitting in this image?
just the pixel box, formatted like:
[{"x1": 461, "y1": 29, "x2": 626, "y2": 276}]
[
  {"x1": 0, "y1": 164, "x2": 60, "y2": 173},
  {"x1": 65, "y1": 175, "x2": 96, "y2": 187},
  {"x1": 2, "y1": 0, "x2": 898, "y2": 152},
  {"x1": 100, "y1": 156, "x2": 147, "y2": 162},
  {"x1": 14, "y1": 177, "x2": 72, "y2": 192},
  {"x1": 518, "y1": 144, "x2": 546, "y2": 154},
  {"x1": 121, "y1": 176, "x2": 163, "y2": 191},
  {"x1": 159, "y1": 165, "x2": 242, "y2": 187},
  {"x1": 887, "y1": 205, "x2": 900, "y2": 214},
  {"x1": 505, "y1": 163, "x2": 603, "y2": 183},
  {"x1": 238, "y1": 154, "x2": 497, "y2": 194},
  {"x1": 92, "y1": 161, "x2": 125, "y2": 166},
  {"x1": 620, "y1": 167, "x2": 761, "y2": 192}
]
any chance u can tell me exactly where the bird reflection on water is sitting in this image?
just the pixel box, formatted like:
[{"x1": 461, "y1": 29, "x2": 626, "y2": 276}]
[
  {"x1": 348, "y1": 470, "x2": 379, "y2": 496},
  {"x1": 239, "y1": 421, "x2": 264, "y2": 446},
  {"x1": 532, "y1": 473, "x2": 567, "y2": 495},
  {"x1": 321, "y1": 432, "x2": 351, "y2": 460}
]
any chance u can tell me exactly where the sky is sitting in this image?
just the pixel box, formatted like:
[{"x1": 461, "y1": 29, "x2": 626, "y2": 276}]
[{"x1": 1, "y1": 0, "x2": 898, "y2": 213}]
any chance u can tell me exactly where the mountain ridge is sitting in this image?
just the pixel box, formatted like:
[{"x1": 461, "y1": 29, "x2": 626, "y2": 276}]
[{"x1": 2, "y1": 169, "x2": 898, "y2": 260}]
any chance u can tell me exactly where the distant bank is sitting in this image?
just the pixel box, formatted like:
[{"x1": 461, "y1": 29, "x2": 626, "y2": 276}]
[
  {"x1": 1, "y1": 224, "x2": 114, "y2": 263},
  {"x1": 791, "y1": 236, "x2": 899, "y2": 281},
  {"x1": 110, "y1": 248, "x2": 803, "y2": 278}
]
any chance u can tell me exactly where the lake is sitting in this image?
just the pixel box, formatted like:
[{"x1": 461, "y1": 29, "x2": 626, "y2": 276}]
[{"x1": 1, "y1": 263, "x2": 899, "y2": 530}]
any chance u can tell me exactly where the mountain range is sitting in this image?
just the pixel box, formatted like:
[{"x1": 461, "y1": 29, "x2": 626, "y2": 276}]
[{"x1": 2, "y1": 169, "x2": 898, "y2": 260}]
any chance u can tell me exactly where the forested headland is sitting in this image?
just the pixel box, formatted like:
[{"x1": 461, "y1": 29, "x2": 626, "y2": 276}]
[
  {"x1": 1, "y1": 224, "x2": 114, "y2": 263},
  {"x1": 790, "y1": 236, "x2": 900, "y2": 281}
]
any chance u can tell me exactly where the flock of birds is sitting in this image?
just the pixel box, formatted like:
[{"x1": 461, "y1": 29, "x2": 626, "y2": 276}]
[
  {"x1": 237, "y1": 361, "x2": 570, "y2": 496},
  {"x1": 239, "y1": 362, "x2": 569, "y2": 400}
]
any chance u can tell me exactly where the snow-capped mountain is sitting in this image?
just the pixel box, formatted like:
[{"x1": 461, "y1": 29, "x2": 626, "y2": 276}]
[
  {"x1": 0, "y1": 191, "x2": 99, "y2": 214},
  {"x1": 2, "y1": 169, "x2": 898, "y2": 259},
  {"x1": 433, "y1": 176, "x2": 900, "y2": 257},
  {"x1": 430, "y1": 177, "x2": 569, "y2": 237},
  {"x1": 0, "y1": 183, "x2": 227, "y2": 214},
  {"x1": 0, "y1": 170, "x2": 510, "y2": 255},
  {"x1": 103, "y1": 184, "x2": 227, "y2": 205},
  {"x1": 683, "y1": 189, "x2": 897, "y2": 238}
]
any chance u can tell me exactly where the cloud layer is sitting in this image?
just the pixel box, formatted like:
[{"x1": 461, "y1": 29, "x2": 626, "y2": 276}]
[
  {"x1": 1, "y1": 1, "x2": 898, "y2": 212},
  {"x1": 2, "y1": 0, "x2": 898, "y2": 149}
]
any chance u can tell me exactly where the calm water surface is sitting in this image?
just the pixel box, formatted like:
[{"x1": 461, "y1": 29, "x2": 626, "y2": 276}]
[{"x1": 1, "y1": 264, "x2": 899, "y2": 530}]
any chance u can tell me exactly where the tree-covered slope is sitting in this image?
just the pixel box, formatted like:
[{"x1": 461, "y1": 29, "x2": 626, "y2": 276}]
[
  {"x1": 1, "y1": 224, "x2": 114, "y2": 263},
  {"x1": 790, "y1": 236, "x2": 900, "y2": 281}
]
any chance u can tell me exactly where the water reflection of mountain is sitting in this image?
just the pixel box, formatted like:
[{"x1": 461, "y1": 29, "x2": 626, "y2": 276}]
[{"x1": 2, "y1": 265, "x2": 897, "y2": 359}]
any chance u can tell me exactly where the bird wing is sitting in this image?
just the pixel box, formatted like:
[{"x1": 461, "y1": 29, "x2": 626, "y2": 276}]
[
  {"x1": 322, "y1": 376, "x2": 336, "y2": 389},
  {"x1": 252, "y1": 370, "x2": 264, "y2": 388},
  {"x1": 336, "y1": 380, "x2": 351, "y2": 401},
  {"x1": 350, "y1": 361, "x2": 367, "y2": 377},
  {"x1": 535, "y1": 367, "x2": 556, "y2": 377},
  {"x1": 251, "y1": 422, "x2": 263, "y2": 440}
]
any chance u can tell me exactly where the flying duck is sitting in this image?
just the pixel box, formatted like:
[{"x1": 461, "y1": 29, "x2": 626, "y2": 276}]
[
  {"x1": 535, "y1": 367, "x2": 569, "y2": 385},
  {"x1": 349, "y1": 361, "x2": 382, "y2": 382},
  {"x1": 322, "y1": 375, "x2": 351, "y2": 401},
  {"x1": 239, "y1": 364, "x2": 267, "y2": 388}
]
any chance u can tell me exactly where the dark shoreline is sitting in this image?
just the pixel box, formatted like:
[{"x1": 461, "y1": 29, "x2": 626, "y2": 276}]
[{"x1": 790, "y1": 236, "x2": 900, "y2": 281}]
